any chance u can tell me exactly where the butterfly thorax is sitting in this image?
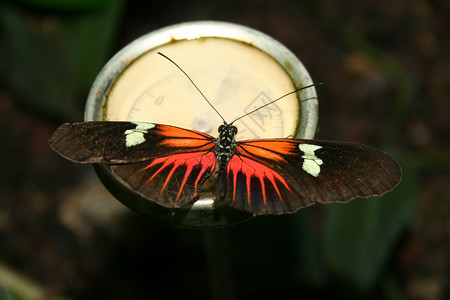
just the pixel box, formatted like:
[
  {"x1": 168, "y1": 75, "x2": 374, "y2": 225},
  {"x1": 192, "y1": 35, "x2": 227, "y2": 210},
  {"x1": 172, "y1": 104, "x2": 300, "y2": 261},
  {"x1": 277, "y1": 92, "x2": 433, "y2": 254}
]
[{"x1": 215, "y1": 124, "x2": 238, "y2": 165}]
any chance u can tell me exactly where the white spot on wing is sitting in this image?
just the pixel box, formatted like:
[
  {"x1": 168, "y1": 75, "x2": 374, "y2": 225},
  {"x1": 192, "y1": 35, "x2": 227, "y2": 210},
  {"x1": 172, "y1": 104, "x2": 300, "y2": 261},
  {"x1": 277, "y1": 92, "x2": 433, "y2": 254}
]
[
  {"x1": 298, "y1": 144, "x2": 323, "y2": 177},
  {"x1": 124, "y1": 122, "x2": 155, "y2": 147}
]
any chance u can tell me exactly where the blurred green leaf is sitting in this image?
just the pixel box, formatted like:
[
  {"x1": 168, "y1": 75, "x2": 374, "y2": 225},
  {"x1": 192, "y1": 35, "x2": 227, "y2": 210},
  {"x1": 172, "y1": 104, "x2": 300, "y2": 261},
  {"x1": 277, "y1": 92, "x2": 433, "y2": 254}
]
[
  {"x1": 16, "y1": 0, "x2": 112, "y2": 11},
  {"x1": 0, "y1": 285, "x2": 12, "y2": 300},
  {"x1": 321, "y1": 154, "x2": 416, "y2": 296},
  {"x1": 0, "y1": 0, "x2": 123, "y2": 120},
  {"x1": 0, "y1": 263, "x2": 41, "y2": 300}
]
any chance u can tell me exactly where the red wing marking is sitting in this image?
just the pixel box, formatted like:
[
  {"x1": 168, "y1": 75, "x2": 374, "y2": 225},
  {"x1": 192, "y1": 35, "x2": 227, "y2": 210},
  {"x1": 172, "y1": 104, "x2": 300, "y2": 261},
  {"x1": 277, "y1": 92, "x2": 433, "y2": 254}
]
[
  {"x1": 155, "y1": 125, "x2": 215, "y2": 151},
  {"x1": 246, "y1": 167, "x2": 252, "y2": 205},
  {"x1": 156, "y1": 125, "x2": 212, "y2": 139},
  {"x1": 257, "y1": 171, "x2": 267, "y2": 207},
  {"x1": 236, "y1": 140, "x2": 298, "y2": 162},
  {"x1": 259, "y1": 166, "x2": 285, "y2": 205},
  {"x1": 231, "y1": 166, "x2": 238, "y2": 204},
  {"x1": 159, "y1": 137, "x2": 214, "y2": 150},
  {"x1": 143, "y1": 151, "x2": 216, "y2": 202},
  {"x1": 227, "y1": 155, "x2": 290, "y2": 207}
]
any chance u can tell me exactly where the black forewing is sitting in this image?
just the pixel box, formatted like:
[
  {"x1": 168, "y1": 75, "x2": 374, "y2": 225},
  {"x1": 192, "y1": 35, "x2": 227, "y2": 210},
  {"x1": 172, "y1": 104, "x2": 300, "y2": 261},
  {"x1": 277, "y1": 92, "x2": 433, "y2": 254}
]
[{"x1": 49, "y1": 121, "x2": 215, "y2": 164}]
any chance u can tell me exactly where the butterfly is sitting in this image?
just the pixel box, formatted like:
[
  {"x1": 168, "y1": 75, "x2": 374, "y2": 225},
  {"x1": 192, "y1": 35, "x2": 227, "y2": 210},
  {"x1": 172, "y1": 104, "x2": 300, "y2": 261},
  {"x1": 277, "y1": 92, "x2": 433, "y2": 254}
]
[{"x1": 48, "y1": 53, "x2": 401, "y2": 216}]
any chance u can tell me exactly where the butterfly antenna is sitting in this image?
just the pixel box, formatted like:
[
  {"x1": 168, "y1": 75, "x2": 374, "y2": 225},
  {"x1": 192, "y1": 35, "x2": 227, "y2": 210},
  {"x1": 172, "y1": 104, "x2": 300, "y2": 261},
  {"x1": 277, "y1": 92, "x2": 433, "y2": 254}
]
[
  {"x1": 157, "y1": 52, "x2": 227, "y2": 123},
  {"x1": 231, "y1": 83, "x2": 323, "y2": 124}
]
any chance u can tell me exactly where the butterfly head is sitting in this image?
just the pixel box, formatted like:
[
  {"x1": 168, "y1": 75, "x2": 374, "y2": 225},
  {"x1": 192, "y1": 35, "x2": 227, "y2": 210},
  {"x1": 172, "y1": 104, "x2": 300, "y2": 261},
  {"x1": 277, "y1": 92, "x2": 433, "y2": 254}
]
[{"x1": 218, "y1": 123, "x2": 238, "y2": 136}]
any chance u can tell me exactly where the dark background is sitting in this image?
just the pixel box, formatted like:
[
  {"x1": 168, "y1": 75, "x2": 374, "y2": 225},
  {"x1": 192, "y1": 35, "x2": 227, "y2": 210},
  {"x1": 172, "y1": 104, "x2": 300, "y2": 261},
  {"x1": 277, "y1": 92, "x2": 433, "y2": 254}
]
[{"x1": 0, "y1": 0, "x2": 448, "y2": 299}]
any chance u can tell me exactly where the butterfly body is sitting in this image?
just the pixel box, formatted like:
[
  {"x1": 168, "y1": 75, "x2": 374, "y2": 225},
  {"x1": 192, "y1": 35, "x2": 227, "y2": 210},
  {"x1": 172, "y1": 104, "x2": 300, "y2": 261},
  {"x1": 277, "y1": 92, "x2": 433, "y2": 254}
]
[
  {"x1": 214, "y1": 124, "x2": 238, "y2": 199},
  {"x1": 49, "y1": 121, "x2": 401, "y2": 215}
]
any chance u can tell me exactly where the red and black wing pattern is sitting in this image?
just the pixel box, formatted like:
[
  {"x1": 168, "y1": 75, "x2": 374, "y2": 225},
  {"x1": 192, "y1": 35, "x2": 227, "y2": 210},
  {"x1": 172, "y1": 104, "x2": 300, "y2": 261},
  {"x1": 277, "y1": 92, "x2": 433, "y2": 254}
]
[
  {"x1": 223, "y1": 139, "x2": 401, "y2": 215},
  {"x1": 111, "y1": 151, "x2": 216, "y2": 208},
  {"x1": 49, "y1": 122, "x2": 217, "y2": 208}
]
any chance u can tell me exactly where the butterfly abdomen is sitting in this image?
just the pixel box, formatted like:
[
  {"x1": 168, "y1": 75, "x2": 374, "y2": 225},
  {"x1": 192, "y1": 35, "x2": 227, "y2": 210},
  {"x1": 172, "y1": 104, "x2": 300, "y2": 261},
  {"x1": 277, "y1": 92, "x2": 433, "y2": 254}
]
[{"x1": 214, "y1": 168, "x2": 228, "y2": 199}]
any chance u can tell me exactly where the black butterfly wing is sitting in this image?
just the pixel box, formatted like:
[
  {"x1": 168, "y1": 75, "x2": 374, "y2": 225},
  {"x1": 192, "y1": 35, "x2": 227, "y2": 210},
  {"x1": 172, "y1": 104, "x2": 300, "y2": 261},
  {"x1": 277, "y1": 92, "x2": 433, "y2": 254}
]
[
  {"x1": 49, "y1": 121, "x2": 217, "y2": 208},
  {"x1": 49, "y1": 121, "x2": 215, "y2": 163},
  {"x1": 221, "y1": 139, "x2": 401, "y2": 215}
]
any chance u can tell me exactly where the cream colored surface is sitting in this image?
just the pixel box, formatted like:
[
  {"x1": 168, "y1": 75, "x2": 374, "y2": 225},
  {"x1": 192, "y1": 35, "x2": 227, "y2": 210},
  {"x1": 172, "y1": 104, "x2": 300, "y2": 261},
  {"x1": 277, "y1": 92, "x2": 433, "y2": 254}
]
[{"x1": 105, "y1": 38, "x2": 299, "y2": 140}]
